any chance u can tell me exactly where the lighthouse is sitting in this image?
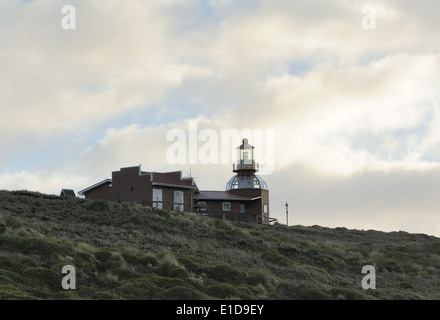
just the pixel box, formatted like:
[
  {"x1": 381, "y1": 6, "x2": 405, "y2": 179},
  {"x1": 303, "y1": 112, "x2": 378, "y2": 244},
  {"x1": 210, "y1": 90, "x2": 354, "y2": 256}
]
[{"x1": 226, "y1": 138, "x2": 268, "y2": 190}]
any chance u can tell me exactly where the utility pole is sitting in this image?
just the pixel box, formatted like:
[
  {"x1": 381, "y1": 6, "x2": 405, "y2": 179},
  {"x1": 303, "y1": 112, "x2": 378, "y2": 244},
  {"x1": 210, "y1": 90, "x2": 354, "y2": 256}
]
[{"x1": 285, "y1": 202, "x2": 289, "y2": 226}]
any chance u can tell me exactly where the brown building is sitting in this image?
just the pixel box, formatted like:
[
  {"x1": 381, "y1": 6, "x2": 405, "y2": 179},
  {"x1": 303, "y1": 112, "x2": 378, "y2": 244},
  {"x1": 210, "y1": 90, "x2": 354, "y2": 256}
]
[
  {"x1": 78, "y1": 139, "x2": 272, "y2": 224},
  {"x1": 78, "y1": 166, "x2": 198, "y2": 212}
]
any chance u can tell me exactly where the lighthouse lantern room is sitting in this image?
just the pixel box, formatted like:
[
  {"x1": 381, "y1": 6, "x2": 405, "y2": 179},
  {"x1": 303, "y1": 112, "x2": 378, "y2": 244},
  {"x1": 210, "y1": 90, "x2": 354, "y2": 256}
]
[{"x1": 226, "y1": 138, "x2": 267, "y2": 190}]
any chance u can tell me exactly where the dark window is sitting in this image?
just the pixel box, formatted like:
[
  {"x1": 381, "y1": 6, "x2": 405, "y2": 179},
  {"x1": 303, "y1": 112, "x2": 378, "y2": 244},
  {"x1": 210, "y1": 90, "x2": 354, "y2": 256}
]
[
  {"x1": 198, "y1": 201, "x2": 207, "y2": 212},
  {"x1": 222, "y1": 202, "x2": 231, "y2": 212}
]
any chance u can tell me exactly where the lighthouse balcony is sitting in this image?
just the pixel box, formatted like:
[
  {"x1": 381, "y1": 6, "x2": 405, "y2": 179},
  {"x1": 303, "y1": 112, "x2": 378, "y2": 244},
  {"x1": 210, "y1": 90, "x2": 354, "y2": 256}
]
[{"x1": 233, "y1": 160, "x2": 259, "y2": 173}]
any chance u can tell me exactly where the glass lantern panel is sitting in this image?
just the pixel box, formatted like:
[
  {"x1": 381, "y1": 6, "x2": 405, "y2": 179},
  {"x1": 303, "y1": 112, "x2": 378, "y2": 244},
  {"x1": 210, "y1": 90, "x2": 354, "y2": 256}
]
[{"x1": 240, "y1": 149, "x2": 253, "y2": 164}]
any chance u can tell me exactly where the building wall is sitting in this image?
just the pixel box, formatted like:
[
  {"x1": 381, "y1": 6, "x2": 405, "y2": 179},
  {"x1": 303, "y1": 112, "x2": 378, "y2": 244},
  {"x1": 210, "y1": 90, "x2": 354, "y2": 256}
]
[
  {"x1": 197, "y1": 188, "x2": 270, "y2": 224},
  {"x1": 261, "y1": 189, "x2": 270, "y2": 224},
  {"x1": 197, "y1": 199, "x2": 265, "y2": 223},
  {"x1": 83, "y1": 183, "x2": 113, "y2": 201},
  {"x1": 83, "y1": 166, "x2": 195, "y2": 211},
  {"x1": 198, "y1": 200, "x2": 243, "y2": 214},
  {"x1": 229, "y1": 189, "x2": 270, "y2": 215},
  {"x1": 153, "y1": 185, "x2": 194, "y2": 212},
  {"x1": 112, "y1": 166, "x2": 152, "y2": 203}
]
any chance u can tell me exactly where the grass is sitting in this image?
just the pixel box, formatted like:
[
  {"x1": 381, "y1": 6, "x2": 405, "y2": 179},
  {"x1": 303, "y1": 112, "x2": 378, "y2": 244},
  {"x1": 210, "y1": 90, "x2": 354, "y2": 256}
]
[{"x1": 1, "y1": 190, "x2": 440, "y2": 299}]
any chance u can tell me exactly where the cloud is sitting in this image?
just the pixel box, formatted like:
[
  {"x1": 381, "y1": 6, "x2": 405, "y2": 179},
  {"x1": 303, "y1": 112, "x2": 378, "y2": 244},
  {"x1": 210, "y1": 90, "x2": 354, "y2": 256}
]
[
  {"x1": 73, "y1": 116, "x2": 274, "y2": 185},
  {"x1": 1, "y1": 0, "x2": 440, "y2": 237},
  {"x1": 2, "y1": 0, "x2": 439, "y2": 143},
  {"x1": 269, "y1": 163, "x2": 440, "y2": 236},
  {"x1": 0, "y1": 0, "x2": 212, "y2": 141},
  {"x1": 0, "y1": 170, "x2": 88, "y2": 196},
  {"x1": 262, "y1": 53, "x2": 440, "y2": 174}
]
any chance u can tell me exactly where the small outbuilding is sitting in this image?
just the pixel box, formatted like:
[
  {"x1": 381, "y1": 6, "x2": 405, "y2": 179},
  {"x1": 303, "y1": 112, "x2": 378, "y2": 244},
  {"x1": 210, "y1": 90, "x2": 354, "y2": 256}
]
[{"x1": 60, "y1": 189, "x2": 76, "y2": 198}]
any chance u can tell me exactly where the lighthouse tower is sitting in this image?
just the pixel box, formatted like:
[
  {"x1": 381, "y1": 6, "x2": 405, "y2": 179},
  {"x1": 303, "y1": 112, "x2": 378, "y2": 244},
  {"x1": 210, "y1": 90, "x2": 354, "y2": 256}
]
[
  {"x1": 193, "y1": 138, "x2": 271, "y2": 224},
  {"x1": 226, "y1": 138, "x2": 268, "y2": 190}
]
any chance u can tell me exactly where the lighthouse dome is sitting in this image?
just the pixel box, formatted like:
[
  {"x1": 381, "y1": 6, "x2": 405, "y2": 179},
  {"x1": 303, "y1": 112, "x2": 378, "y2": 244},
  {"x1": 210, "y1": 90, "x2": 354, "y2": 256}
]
[{"x1": 225, "y1": 173, "x2": 267, "y2": 191}]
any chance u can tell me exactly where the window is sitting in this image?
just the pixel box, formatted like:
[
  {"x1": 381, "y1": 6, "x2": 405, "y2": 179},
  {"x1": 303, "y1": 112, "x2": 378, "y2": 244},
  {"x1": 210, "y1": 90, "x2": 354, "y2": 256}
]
[
  {"x1": 152, "y1": 189, "x2": 162, "y2": 209},
  {"x1": 222, "y1": 202, "x2": 231, "y2": 212},
  {"x1": 174, "y1": 191, "x2": 184, "y2": 211},
  {"x1": 240, "y1": 203, "x2": 245, "y2": 213},
  {"x1": 263, "y1": 204, "x2": 268, "y2": 214},
  {"x1": 198, "y1": 201, "x2": 207, "y2": 212}
]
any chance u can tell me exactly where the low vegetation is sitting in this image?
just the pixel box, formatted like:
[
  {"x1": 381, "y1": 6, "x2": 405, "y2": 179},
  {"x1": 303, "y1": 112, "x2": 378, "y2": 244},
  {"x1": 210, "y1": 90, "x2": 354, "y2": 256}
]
[{"x1": 1, "y1": 190, "x2": 440, "y2": 300}]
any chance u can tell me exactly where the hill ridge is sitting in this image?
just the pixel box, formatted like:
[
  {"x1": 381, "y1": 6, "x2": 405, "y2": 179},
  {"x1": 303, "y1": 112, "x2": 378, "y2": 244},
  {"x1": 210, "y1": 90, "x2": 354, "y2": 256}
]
[{"x1": 1, "y1": 190, "x2": 440, "y2": 300}]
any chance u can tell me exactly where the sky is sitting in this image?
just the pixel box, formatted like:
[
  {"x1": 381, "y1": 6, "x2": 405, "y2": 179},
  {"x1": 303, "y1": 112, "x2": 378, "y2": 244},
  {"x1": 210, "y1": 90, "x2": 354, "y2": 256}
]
[{"x1": 1, "y1": 0, "x2": 440, "y2": 236}]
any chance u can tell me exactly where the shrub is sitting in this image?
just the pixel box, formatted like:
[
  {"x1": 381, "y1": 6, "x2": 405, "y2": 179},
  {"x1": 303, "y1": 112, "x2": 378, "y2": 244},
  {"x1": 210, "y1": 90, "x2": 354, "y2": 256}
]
[
  {"x1": 0, "y1": 235, "x2": 75, "y2": 259},
  {"x1": 21, "y1": 267, "x2": 61, "y2": 290},
  {"x1": 110, "y1": 266, "x2": 139, "y2": 280},
  {"x1": 247, "y1": 268, "x2": 277, "y2": 287},
  {"x1": 94, "y1": 250, "x2": 114, "y2": 262},
  {"x1": 138, "y1": 254, "x2": 159, "y2": 267},
  {"x1": 121, "y1": 252, "x2": 138, "y2": 264},
  {"x1": 0, "y1": 274, "x2": 14, "y2": 285},
  {"x1": 176, "y1": 254, "x2": 203, "y2": 273},
  {"x1": 158, "y1": 286, "x2": 208, "y2": 300},
  {"x1": 157, "y1": 250, "x2": 179, "y2": 266},
  {"x1": 127, "y1": 215, "x2": 144, "y2": 225},
  {"x1": 276, "y1": 281, "x2": 297, "y2": 299},
  {"x1": 431, "y1": 243, "x2": 440, "y2": 255},
  {"x1": 97, "y1": 271, "x2": 120, "y2": 289},
  {"x1": 115, "y1": 274, "x2": 188, "y2": 299},
  {"x1": 0, "y1": 255, "x2": 19, "y2": 270},
  {"x1": 0, "y1": 223, "x2": 7, "y2": 234},
  {"x1": 204, "y1": 283, "x2": 254, "y2": 299},
  {"x1": 150, "y1": 274, "x2": 188, "y2": 289},
  {"x1": 205, "y1": 218, "x2": 232, "y2": 230},
  {"x1": 156, "y1": 263, "x2": 188, "y2": 279},
  {"x1": 87, "y1": 200, "x2": 110, "y2": 212},
  {"x1": 52, "y1": 290, "x2": 79, "y2": 300},
  {"x1": 205, "y1": 283, "x2": 241, "y2": 299},
  {"x1": 208, "y1": 263, "x2": 244, "y2": 284},
  {"x1": 0, "y1": 285, "x2": 38, "y2": 300},
  {"x1": 73, "y1": 252, "x2": 97, "y2": 274},
  {"x1": 19, "y1": 257, "x2": 40, "y2": 268},
  {"x1": 399, "y1": 281, "x2": 414, "y2": 289},
  {"x1": 97, "y1": 259, "x2": 123, "y2": 272},
  {"x1": 3, "y1": 216, "x2": 22, "y2": 229},
  {"x1": 122, "y1": 252, "x2": 158, "y2": 271},
  {"x1": 89, "y1": 291, "x2": 123, "y2": 300},
  {"x1": 379, "y1": 259, "x2": 404, "y2": 273},
  {"x1": 297, "y1": 288, "x2": 332, "y2": 300},
  {"x1": 329, "y1": 288, "x2": 366, "y2": 300},
  {"x1": 261, "y1": 249, "x2": 292, "y2": 267},
  {"x1": 0, "y1": 268, "x2": 22, "y2": 284},
  {"x1": 215, "y1": 229, "x2": 247, "y2": 241},
  {"x1": 75, "y1": 242, "x2": 95, "y2": 254}
]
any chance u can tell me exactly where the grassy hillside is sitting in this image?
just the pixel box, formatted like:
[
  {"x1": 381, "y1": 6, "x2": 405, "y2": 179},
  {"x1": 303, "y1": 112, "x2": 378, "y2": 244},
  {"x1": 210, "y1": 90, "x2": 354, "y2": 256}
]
[{"x1": 1, "y1": 190, "x2": 440, "y2": 300}]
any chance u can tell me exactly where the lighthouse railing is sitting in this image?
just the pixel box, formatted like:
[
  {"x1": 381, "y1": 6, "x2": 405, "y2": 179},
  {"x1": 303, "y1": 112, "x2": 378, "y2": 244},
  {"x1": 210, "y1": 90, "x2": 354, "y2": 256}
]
[{"x1": 233, "y1": 161, "x2": 258, "y2": 172}]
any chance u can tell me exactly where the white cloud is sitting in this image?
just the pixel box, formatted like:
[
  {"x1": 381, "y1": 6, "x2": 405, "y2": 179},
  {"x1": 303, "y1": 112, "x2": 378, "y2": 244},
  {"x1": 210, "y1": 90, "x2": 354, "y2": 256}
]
[
  {"x1": 0, "y1": 170, "x2": 88, "y2": 196},
  {"x1": 0, "y1": 0, "x2": 212, "y2": 140},
  {"x1": 208, "y1": 0, "x2": 235, "y2": 8},
  {"x1": 2, "y1": 0, "x2": 440, "y2": 236},
  {"x1": 269, "y1": 164, "x2": 440, "y2": 236},
  {"x1": 260, "y1": 53, "x2": 440, "y2": 174}
]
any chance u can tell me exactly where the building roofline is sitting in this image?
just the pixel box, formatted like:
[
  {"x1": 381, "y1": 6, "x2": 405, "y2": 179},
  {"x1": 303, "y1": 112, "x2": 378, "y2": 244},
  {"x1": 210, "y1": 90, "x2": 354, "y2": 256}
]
[
  {"x1": 151, "y1": 182, "x2": 198, "y2": 190},
  {"x1": 113, "y1": 165, "x2": 141, "y2": 172},
  {"x1": 78, "y1": 179, "x2": 112, "y2": 196}
]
